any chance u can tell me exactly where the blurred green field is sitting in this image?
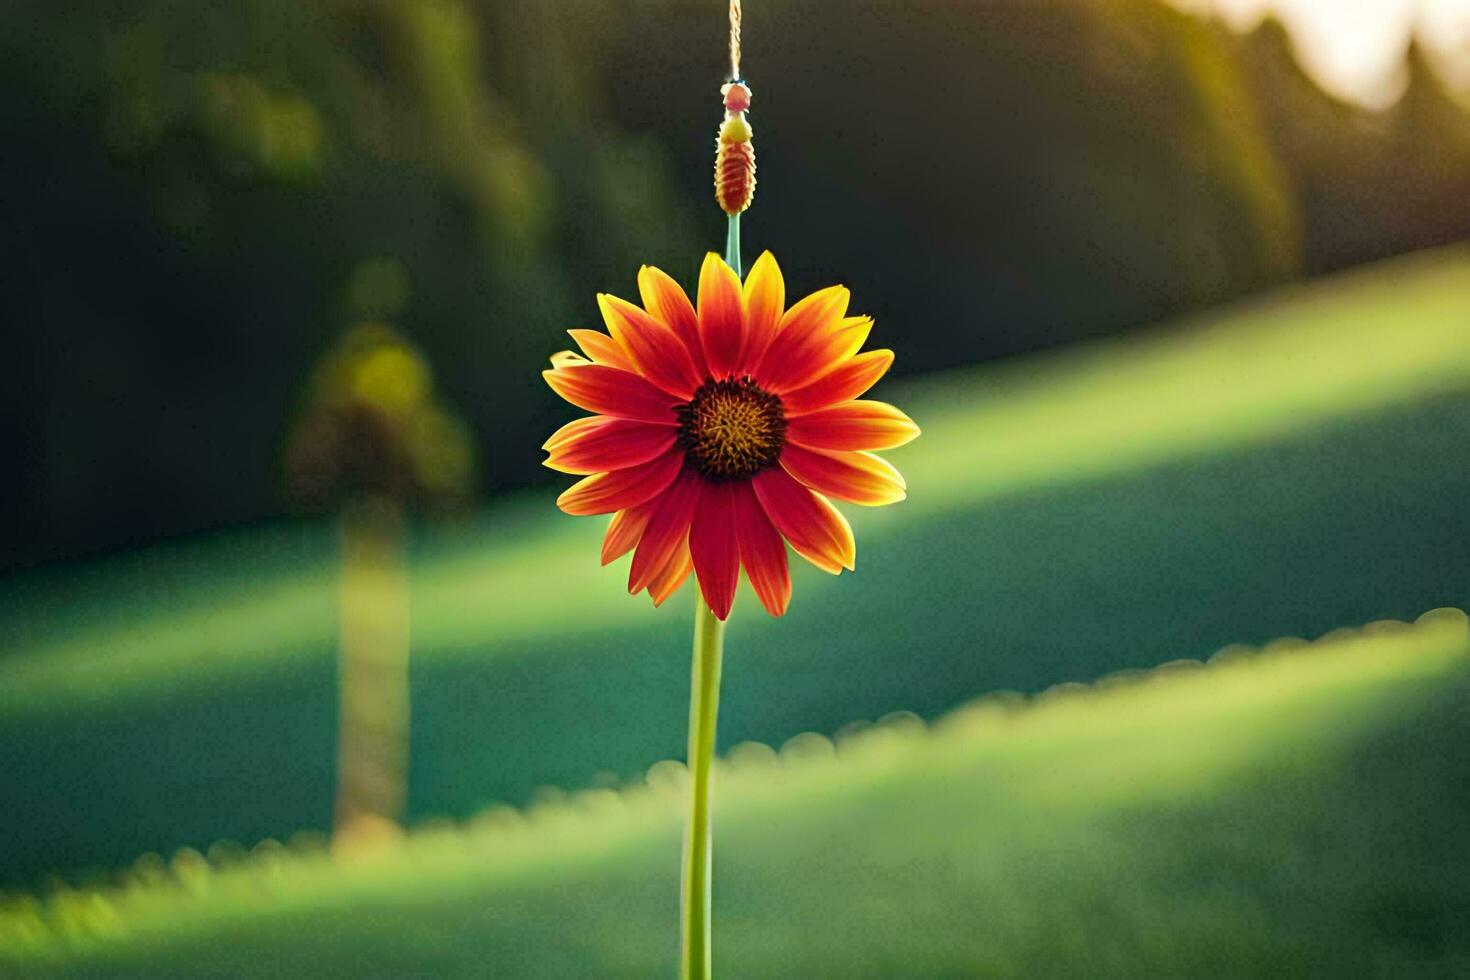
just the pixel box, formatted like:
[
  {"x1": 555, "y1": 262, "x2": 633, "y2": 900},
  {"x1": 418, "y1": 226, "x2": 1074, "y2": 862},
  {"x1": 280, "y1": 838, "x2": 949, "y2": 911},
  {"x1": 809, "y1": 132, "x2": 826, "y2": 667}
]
[
  {"x1": 2, "y1": 245, "x2": 1470, "y2": 887},
  {"x1": 3, "y1": 610, "x2": 1467, "y2": 976}
]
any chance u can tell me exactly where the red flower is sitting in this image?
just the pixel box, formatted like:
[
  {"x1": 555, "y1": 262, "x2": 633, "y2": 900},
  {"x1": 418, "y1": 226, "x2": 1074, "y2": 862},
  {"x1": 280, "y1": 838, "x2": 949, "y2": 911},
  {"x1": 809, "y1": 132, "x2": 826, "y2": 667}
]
[{"x1": 543, "y1": 253, "x2": 918, "y2": 620}]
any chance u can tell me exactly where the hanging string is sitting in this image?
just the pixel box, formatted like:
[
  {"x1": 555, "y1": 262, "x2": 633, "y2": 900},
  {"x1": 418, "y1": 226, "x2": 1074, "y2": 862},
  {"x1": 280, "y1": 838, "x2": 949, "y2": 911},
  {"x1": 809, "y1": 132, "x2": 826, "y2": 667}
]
[{"x1": 729, "y1": 0, "x2": 742, "y2": 81}]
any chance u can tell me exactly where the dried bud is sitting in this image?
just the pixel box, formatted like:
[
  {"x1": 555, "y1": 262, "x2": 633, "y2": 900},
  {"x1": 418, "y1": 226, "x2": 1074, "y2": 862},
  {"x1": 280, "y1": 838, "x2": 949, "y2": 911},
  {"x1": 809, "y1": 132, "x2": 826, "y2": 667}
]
[
  {"x1": 715, "y1": 139, "x2": 756, "y2": 216},
  {"x1": 714, "y1": 82, "x2": 755, "y2": 216}
]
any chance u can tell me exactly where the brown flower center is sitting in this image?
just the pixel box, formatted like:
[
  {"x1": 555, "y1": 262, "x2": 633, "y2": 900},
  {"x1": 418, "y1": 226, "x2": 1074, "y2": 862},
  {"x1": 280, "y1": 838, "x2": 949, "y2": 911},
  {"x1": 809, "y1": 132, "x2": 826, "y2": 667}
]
[{"x1": 677, "y1": 378, "x2": 786, "y2": 481}]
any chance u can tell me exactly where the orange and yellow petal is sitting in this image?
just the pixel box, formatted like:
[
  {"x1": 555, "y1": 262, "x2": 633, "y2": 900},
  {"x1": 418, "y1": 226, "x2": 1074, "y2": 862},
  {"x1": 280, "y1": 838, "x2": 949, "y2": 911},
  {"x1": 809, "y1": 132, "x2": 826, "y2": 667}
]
[
  {"x1": 629, "y1": 471, "x2": 703, "y2": 593},
  {"x1": 597, "y1": 293, "x2": 701, "y2": 398},
  {"x1": 732, "y1": 481, "x2": 791, "y2": 616},
  {"x1": 542, "y1": 415, "x2": 605, "y2": 453},
  {"x1": 696, "y1": 253, "x2": 745, "y2": 379},
  {"x1": 544, "y1": 364, "x2": 681, "y2": 424},
  {"x1": 556, "y1": 451, "x2": 683, "y2": 515},
  {"x1": 751, "y1": 286, "x2": 850, "y2": 391},
  {"x1": 544, "y1": 417, "x2": 679, "y2": 474},
  {"x1": 779, "y1": 444, "x2": 906, "y2": 506},
  {"x1": 647, "y1": 538, "x2": 694, "y2": 607},
  {"x1": 828, "y1": 316, "x2": 874, "y2": 363},
  {"x1": 785, "y1": 400, "x2": 920, "y2": 453},
  {"x1": 739, "y1": 251, "x2": 784, "y2": 376},
  {"x1": 689, "y1": 481, "x2": 741, "y2": 620},
  {"x1": 751, "y1": 467, "x2": 855, "y2": 574},
  {"x1": 761, "y1": 315, "x2": 872, "y2": 394},
  {"x1": 568, "y1": 329, "x2": 634, "y2": 371},
  {"x1": 777, "y1": 284, "x2": 850, "y2": 343},
  {"x1": 781, "y1": 349, "x2": 894, "y2": 416},
  {"x1": 638, "y1": 265, "x2": 707, "y2": 377},
  {"x1": 602, "y1": 500, "x2": 656, "y2": 565}
]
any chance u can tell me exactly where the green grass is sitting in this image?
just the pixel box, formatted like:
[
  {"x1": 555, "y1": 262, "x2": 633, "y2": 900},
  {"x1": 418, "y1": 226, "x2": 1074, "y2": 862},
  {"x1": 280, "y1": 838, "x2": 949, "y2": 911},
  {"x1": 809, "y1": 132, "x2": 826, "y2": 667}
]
[
  {"x1": 3, "y1": 245, "x2": 1470, "y2": 885},
  {"x1": 3, "y1": 609, "x2": 1466, "y2": 976}
]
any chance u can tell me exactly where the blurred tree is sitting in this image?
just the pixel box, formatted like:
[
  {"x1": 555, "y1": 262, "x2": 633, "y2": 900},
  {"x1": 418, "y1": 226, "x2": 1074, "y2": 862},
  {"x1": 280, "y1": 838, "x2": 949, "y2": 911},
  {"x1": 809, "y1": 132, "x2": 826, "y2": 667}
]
[
  {"x1": 1239, "y1": 18, "x2": 1470, "y2": 274},
  {"x1": 284, "y1": 317, "x2": 475, "y2": 848}
]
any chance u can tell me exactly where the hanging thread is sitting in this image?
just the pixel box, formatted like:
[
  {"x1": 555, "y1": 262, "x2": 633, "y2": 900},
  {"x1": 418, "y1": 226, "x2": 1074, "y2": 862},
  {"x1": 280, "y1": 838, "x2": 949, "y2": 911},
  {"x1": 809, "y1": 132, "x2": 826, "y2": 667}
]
[{"x1": 729, "y1": 0, "x2": 742, "y2": 82}]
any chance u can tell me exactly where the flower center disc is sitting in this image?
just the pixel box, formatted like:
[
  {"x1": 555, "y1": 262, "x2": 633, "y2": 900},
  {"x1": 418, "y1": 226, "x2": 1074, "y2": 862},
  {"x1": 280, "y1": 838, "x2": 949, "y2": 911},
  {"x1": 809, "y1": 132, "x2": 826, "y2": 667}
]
[{"x1": 677, "y1": 378, "x2": 786, "y2": 481}]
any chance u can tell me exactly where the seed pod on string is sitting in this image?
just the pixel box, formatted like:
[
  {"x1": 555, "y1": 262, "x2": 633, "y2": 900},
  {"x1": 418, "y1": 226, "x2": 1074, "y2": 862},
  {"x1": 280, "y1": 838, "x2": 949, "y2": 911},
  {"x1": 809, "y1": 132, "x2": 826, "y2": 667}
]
[{"x1": 715, "y1": 81, "x2": 755, "y2": 216}]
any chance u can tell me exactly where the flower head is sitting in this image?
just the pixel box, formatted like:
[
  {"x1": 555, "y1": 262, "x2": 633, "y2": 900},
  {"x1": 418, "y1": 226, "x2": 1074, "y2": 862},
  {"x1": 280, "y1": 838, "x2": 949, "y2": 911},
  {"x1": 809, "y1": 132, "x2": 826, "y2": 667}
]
[{"x1": 542, "y1": 252, "x2": 918, "y2": 620}]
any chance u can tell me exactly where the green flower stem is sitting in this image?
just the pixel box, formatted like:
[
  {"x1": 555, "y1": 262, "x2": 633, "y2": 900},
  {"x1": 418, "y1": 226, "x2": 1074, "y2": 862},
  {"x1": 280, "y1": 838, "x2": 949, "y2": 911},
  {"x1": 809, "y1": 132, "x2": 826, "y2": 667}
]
[
  {"x1": 681, "y1": 598, "x2": 725, "y2": 979},
  {"x1": 679, "y1": 210, "x2": 740, "y2": 979},
  {"x1": 725, "y1": 213, "x2": 742, "y2": 276}
]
